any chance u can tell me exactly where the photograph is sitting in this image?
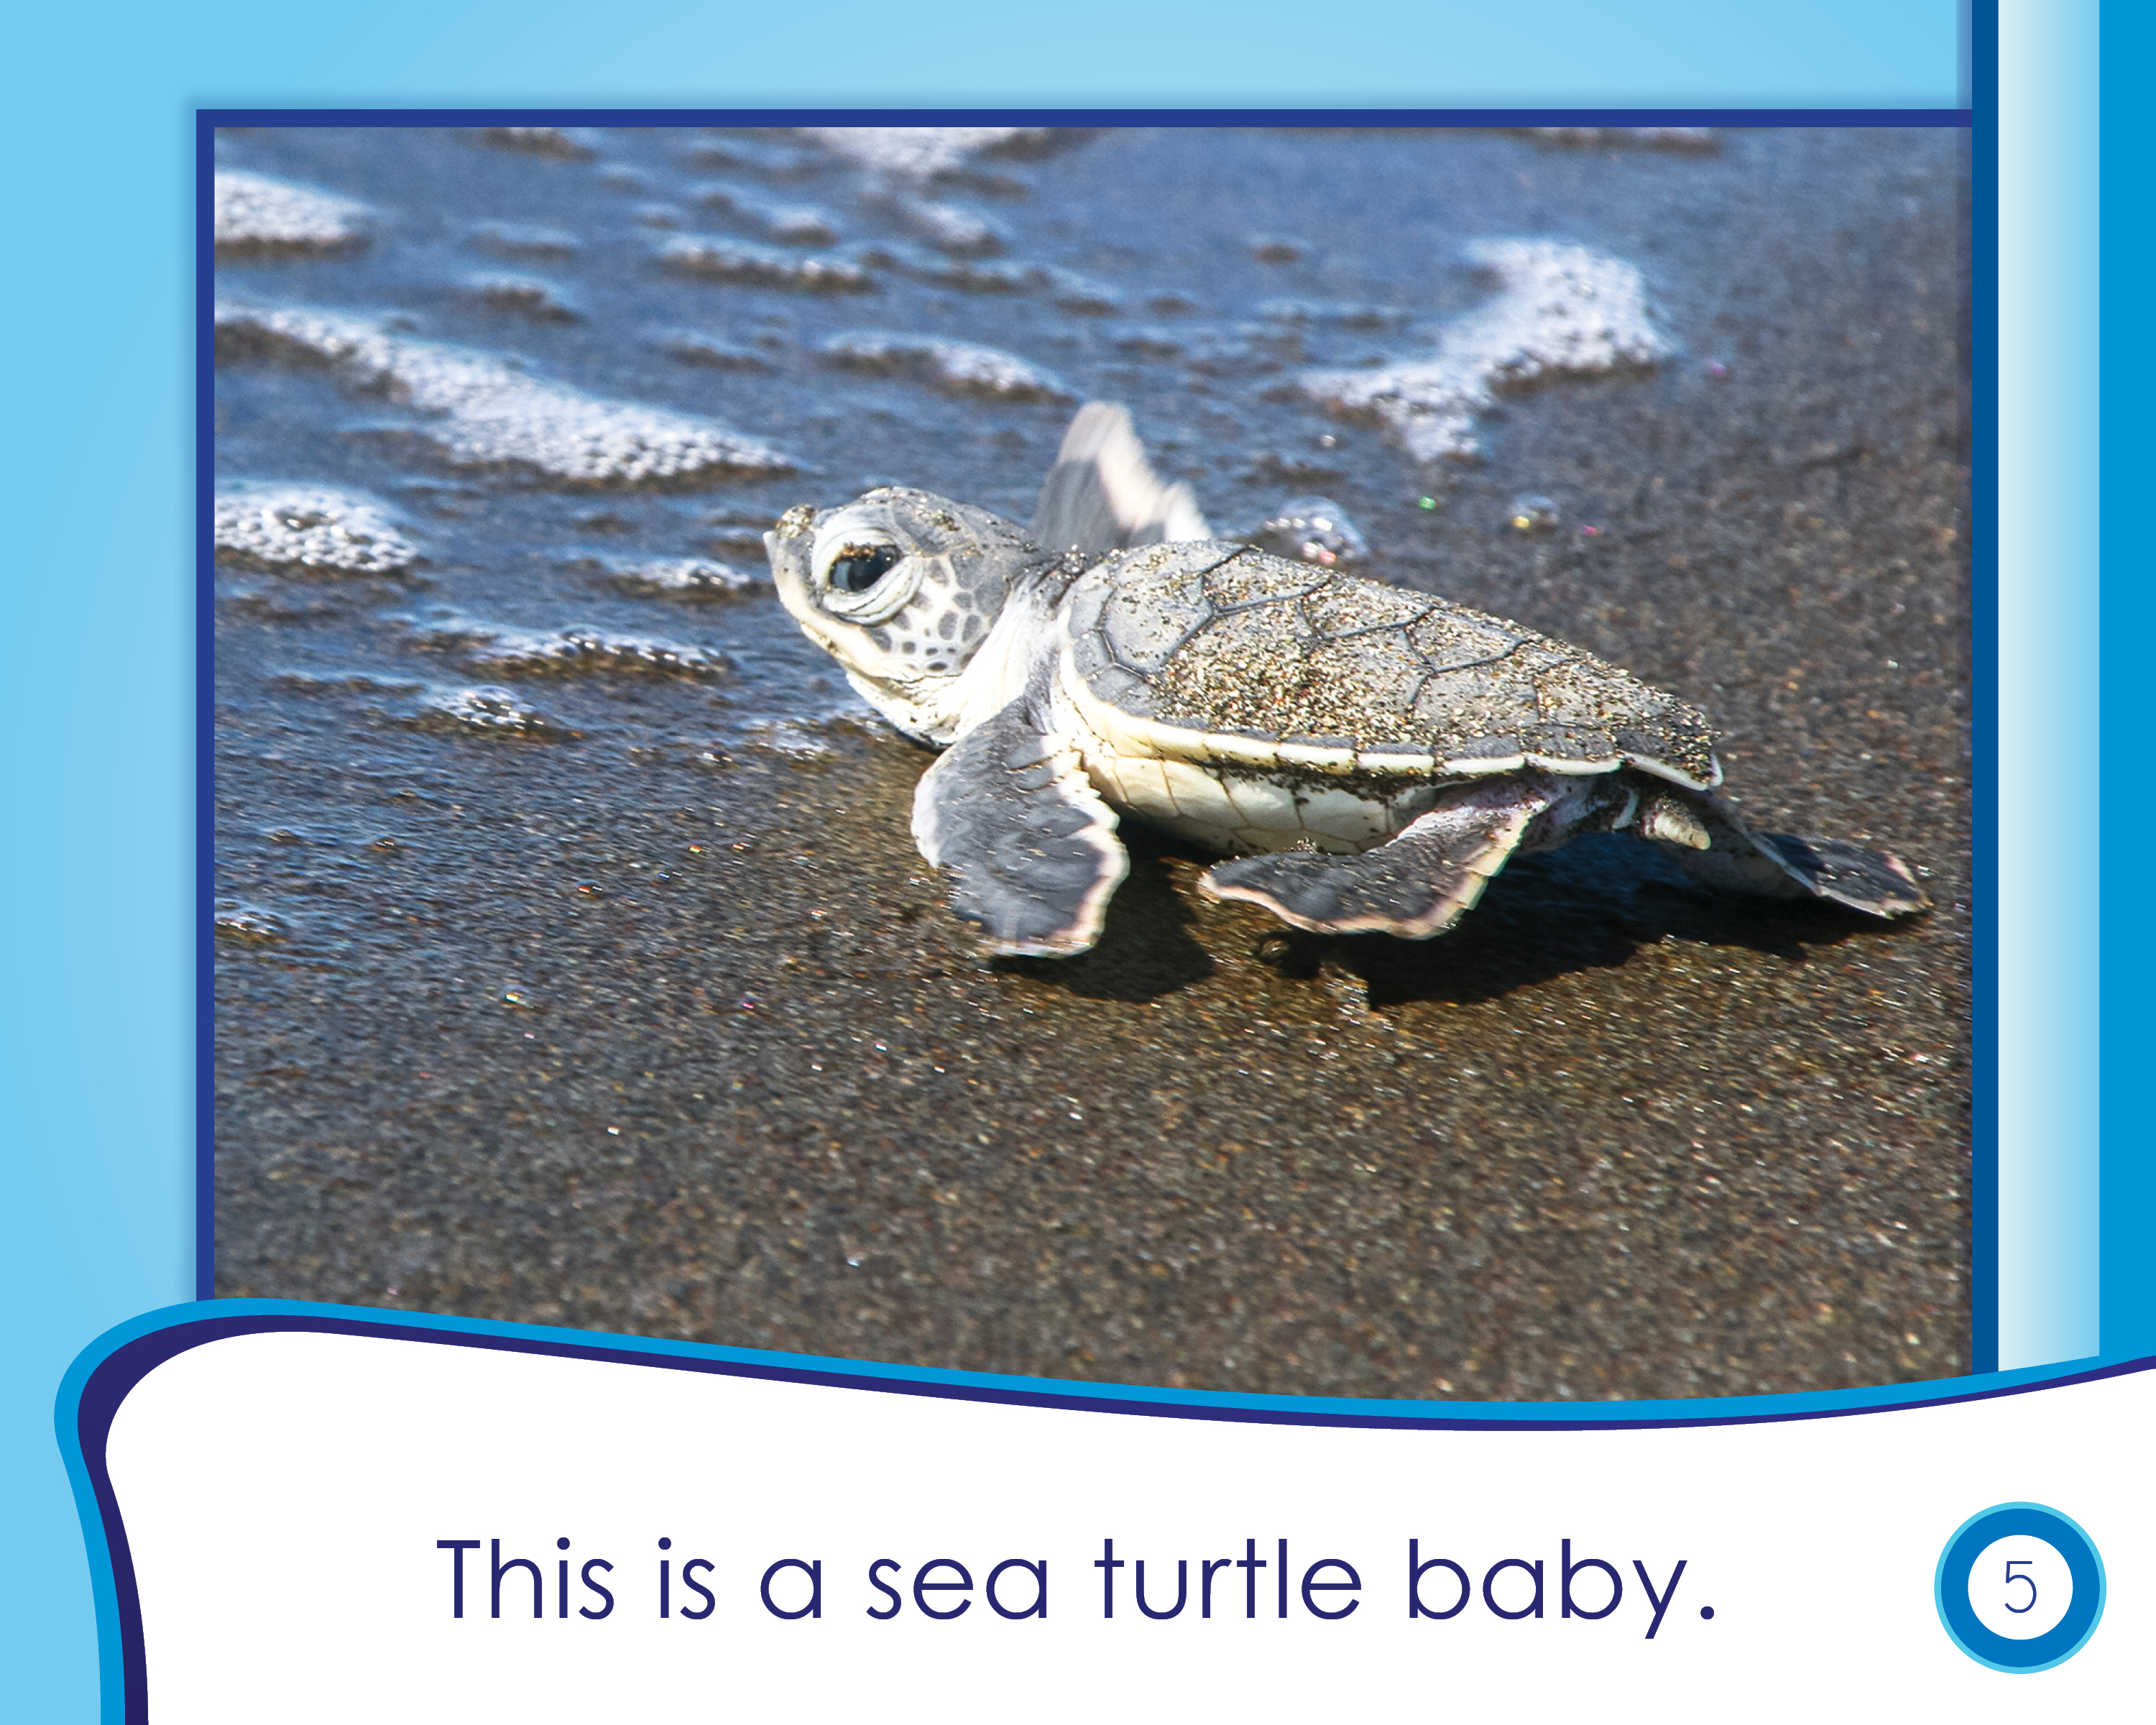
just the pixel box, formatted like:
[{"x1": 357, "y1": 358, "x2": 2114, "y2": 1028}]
[{"x1": 211, "y1": 120, "x2": 1972, "y2": 1402}]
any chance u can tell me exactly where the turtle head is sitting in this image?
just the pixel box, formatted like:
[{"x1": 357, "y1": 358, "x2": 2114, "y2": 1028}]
[{"x1": 766, "y1": 487, "x2": 1056, "y2": 740}]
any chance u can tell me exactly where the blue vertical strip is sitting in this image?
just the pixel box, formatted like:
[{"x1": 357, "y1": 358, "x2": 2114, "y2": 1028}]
[
  {"x1": 195, "y1": 114, "x2": 216, "y2": 1304},
  {"x1": 1994, "y1": 0, "x2": 2101, "y2": 1371},
  {"x1": 2101, "y1": 11, "x2": 2152, "y2": 1362},
  {"x1": 1968, "y1": 0, "x2": 1998, "y2": 1376}
]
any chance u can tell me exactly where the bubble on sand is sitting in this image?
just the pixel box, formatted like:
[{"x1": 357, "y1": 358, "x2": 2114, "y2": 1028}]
[
  {"x1": 1299, "y1": 239, "x2": 1672, "y2": 462},
  {"x1": 655, "y1": 234, "x2": 874, "y2": 293},
  {"x1": 409, "y1": 612, "x2": 734, "y2": 681},
  {"x1": 584, "y1": 555, "x2": 760, "y2": 597},
  {"x1": 218, "y1": 901, "x2": 303, "y2": 944},
  {"x1": 215, "y1": 904, "x2": 291, "y2": 942},
  {"x1": 214, "y1": 170, "x2": 372, "y2": 257},
  {"x1": 214, "y1": 482, "x2": 418, "y2": 575},
  {"x1": 416, "y1": 684, "x2": 575, "y2": 738},
  {"x1": 214, "y1": 300, "x2": 793, "y2": 485},
  {"x1": 1252, "y1": 496, "x2": 1368, "y2": 566},
  {"x1": 740, "y1": 718, "x2": 837, "y2": 758},
  {"x1": 819, "y1": 331, "x2": 1072, "y2": 402},
  {"x1": 1507, "y1": 493, "x2": 1561, "y2": 534}
]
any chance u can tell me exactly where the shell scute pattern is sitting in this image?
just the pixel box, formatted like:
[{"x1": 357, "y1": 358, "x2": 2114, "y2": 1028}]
[
  {"x1": 1098, "y1": 569, "x2": 1218, "y2": 676},
  {"x1": 1299, "y1": 578, "x2": 1437, "y2": 640},
  {"x1": 1073, "y1": 543, "x2": 1716, "y2": 779},
  {"x1": 1404, "y1": 606, "x2": 1529, "y2": 674},
  {"x1": 1200, "y1": 553, "x2": 1330, "y2": 612},
  {"x1": 1303, "y1": 631, "x2": 1432, "y2": 722}
]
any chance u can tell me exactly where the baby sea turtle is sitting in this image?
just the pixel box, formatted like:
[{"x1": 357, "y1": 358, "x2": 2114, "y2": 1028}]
[{"x1": 769, "y1": 403, "x2": 1928, "y2": 957}]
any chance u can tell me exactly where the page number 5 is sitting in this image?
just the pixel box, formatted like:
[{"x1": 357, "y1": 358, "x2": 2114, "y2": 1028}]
[{"x1": 2003, "y1": 1560, "x2": 2036, "y2": 1615}]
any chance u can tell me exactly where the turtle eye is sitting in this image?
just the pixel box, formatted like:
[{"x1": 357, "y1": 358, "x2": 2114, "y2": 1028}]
[{"x1": 827, "y1": 543, "x2": 901, "y2": 594}]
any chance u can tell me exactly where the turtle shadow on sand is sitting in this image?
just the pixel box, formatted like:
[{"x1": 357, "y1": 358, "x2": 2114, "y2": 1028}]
[
  {"x1": 1003, "y1": 829, "x2": 1906, "y2": 1009},
  {"x1": 1251, "y1": 833, "x2": 1906, "y2": 1008},
  {"x1": 993, "y1": 828, "x2": 1216, "y2": 1002}
]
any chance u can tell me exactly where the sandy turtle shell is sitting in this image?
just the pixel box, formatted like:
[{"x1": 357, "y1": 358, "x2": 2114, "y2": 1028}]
[{"x1": 1062, "y1": 537, "x2": 1718, "y2": 788}]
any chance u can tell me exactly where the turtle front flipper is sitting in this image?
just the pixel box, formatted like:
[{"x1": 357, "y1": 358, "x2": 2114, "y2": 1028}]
[
  {"x1": 1029, "y1": 402, "x2": 1210, "y2": 558},
  {"x1": 1197, "y1": 779, "x2": 1552, "y2": 939},
  {"x1": 912, "y1": 699, "x2": 1130, "y2": 957},
  {"x1": 1640, "y1": 788, "x2": 1930, "y2": 919}
]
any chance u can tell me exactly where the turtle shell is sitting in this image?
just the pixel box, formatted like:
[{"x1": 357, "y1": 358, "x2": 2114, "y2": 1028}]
[{"x1": 1060, "y1": 540, "x2": 1719, "y2": 787}]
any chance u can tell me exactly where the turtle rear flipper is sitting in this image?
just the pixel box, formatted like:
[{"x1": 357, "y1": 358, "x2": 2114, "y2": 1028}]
[
  {"x1": 912, "y1": 696, "x2": 1130, "y2": 957},
  {"x1": 1030, "y1": 402, "x2": 1210, "y2": 558},
  {"x1": 1197, "y1": 779, "x2": 1550, "y2": 939},
  {"x1": 1754, "y1": 833, "x2": 1930, "y2": 918},
  {"x1": 1642, "y1": 788, "x2": 1930, "y2": 919}
]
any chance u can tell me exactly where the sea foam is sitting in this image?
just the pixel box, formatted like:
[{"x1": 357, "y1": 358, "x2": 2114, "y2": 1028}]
[
  {"x1": 214, "y1": 300, "x2": 793, "y2": 484},
  {"x1": 1299, "y1": 239, "x2": 1672, "y2": 461}
]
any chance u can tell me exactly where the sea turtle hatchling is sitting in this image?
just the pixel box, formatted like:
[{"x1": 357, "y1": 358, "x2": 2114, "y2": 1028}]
[{"x1": 768, "y1": 403, "x2": 1929, "y2": 957}]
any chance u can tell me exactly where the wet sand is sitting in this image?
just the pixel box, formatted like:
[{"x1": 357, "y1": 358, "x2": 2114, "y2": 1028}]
[{"x1": 214, "y1": 125, "x2": 1970, "y2": 1401}]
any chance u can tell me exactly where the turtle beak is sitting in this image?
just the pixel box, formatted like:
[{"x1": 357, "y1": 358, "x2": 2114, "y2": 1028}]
[{"x1": 767, "y1": 528, "x2": 834, "y2": 644}]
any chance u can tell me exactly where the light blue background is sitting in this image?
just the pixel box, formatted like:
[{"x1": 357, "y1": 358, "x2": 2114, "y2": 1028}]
[{"x1": 1, "y1": 1, "x2": 1992, "y2": 1717}]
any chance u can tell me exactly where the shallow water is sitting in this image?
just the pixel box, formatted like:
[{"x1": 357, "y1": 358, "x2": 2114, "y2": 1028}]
[
  {"x1": 215, "y1": 125, "x2": 1973, "y2": 1401},
  {"x1": 213, "y1": 125, "x2": 1963, "y2": 758}
]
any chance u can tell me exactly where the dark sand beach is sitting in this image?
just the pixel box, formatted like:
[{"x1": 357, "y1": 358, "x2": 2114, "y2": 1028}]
[{"x1": 214, "y1": 125, "x2": 1970, "y2": 1401}]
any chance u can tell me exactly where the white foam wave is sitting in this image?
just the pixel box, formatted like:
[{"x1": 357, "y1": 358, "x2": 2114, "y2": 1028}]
[
  {"x1": 1299, "y1": 239, "x2": 1672, "y2": 461},
  {"x1": 419, "y1": 685, "x2": 572, "y2": 737},
  {"x1": 213, "y1": 171, "x2": 372, "y2": 254},
  {"x1": 410, "y1": 612, "x2": 732, "y2": 680},
  {"x1": 213, "y1": 482, "x2": 417, "y2": 574},
  {"x1": 819, "y1": 331, "x2": 1072, "y2": 401},
  {"x1": 594, "y1": 556, "x2": 760, "y2": 596},
  {"x1": 795, "y1": 126, "x2": 1051, "y2": 180},
  {"x1": 214, "y1": 300, "x2": 793, "y2": 484},
  {"x1": 890, "y1": 196, "x2": 1005, "y2": 256},
  {"x1": 655, "y1": 234, "x2": 872, "y2": 293}
]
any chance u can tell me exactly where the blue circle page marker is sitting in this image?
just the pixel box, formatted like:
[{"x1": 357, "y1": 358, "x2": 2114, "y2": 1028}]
[{"x1": 1935, "y1": 1504, "x2": 2106, "y2": 1673}]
